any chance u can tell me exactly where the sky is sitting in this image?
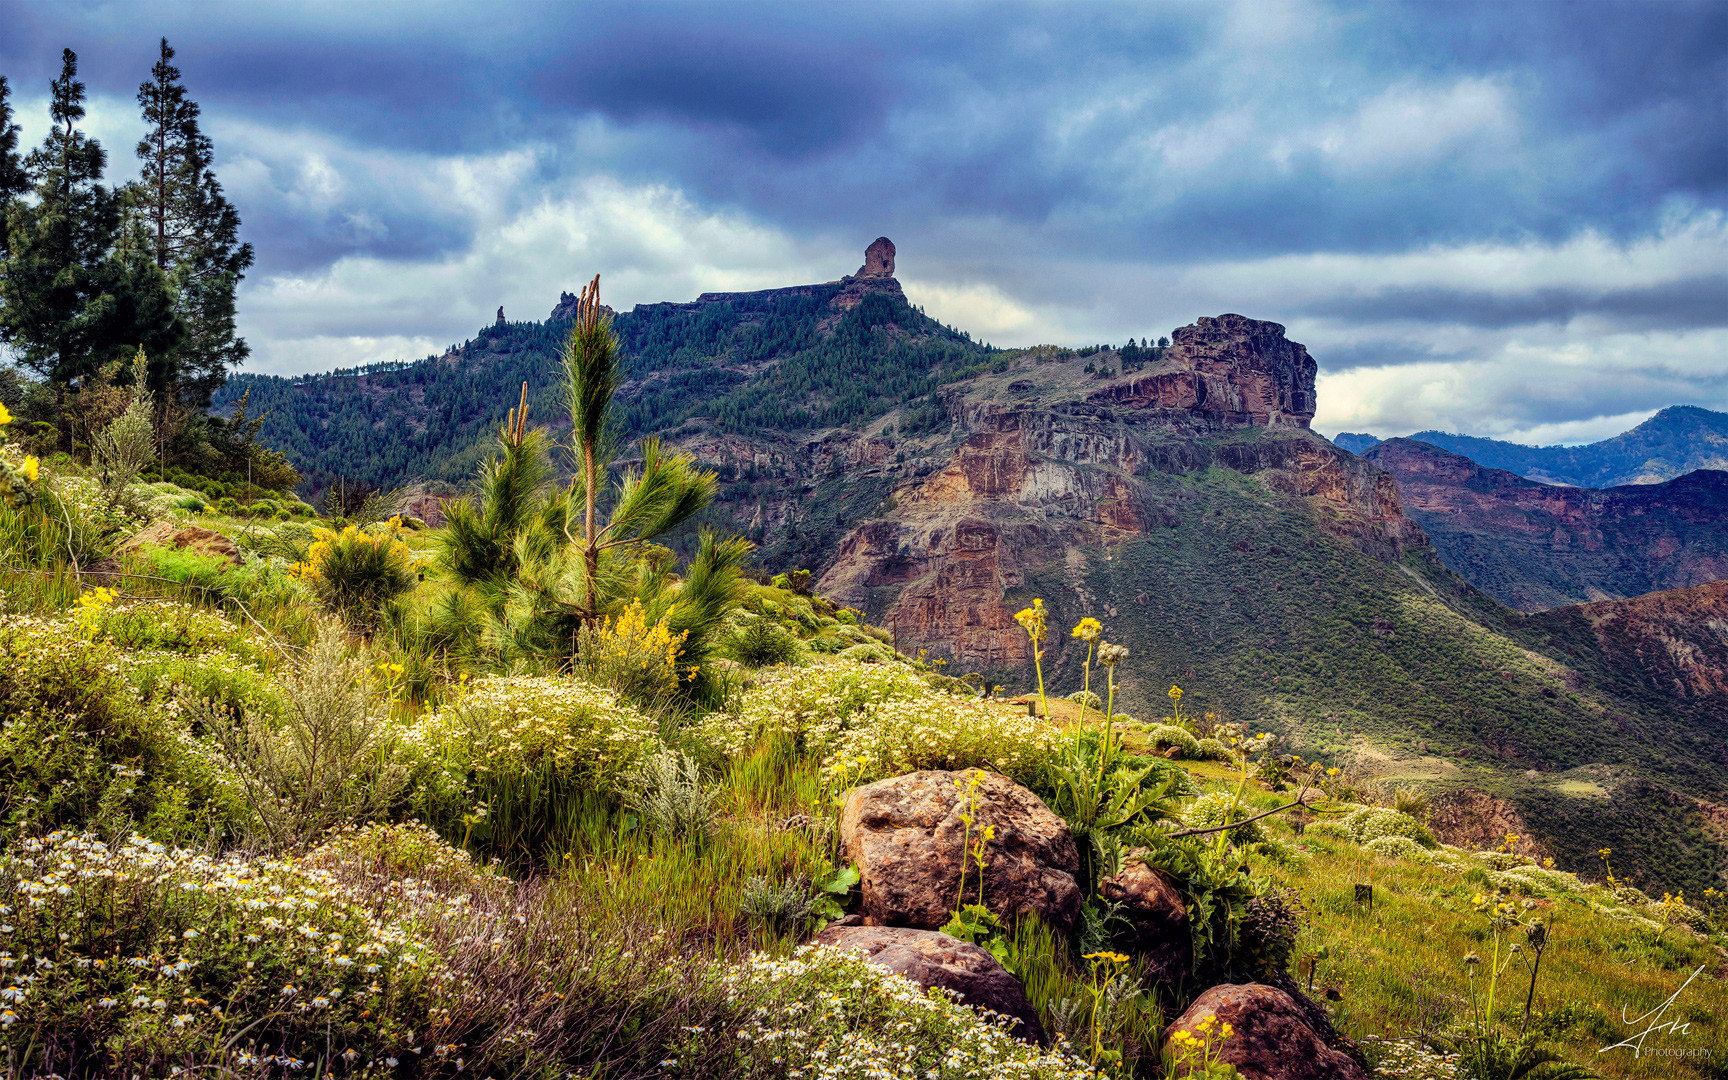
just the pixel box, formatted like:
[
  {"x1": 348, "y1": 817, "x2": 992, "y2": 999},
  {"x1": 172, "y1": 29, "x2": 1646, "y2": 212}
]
[{"x1": 2, "y1": 0, "x2": 1724, "y2": 444}]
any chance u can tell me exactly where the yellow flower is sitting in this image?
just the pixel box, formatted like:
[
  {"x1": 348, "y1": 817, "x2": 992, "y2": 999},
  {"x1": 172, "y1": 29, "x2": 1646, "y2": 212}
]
[
  {"x1": 1167, "y1": 685, "x2": 1183, "y2": 701},
  {"x1": 1070, "y1": 617, "x2": 1102, "y2": 642},
  {"x1": 21, "y1": 456, "x2": 38, "y2": 482},
  {"x1": 0, "y1": 402, "x2": 11, "y2": 425}
]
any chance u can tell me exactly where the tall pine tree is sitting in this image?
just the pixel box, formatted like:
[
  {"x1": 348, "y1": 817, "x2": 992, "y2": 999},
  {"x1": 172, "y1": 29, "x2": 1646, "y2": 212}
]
[
  {"x1": 0, "y1": 49, "x2": 184, "y2": 436},
  {"x1": 0, "y1": 76, "x2": 30, "y2": 256},
  {"x1": 130, "y1": 38, "x2": 253, "y2": 408},
  {"x1": 0, "y1": 49, "x2": 123, "y2": 386}
]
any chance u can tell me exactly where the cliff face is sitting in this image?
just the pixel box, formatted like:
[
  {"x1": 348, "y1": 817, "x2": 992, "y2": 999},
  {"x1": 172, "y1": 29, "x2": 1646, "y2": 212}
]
[
  {"x1": 1088, "y1": 314, "x2": 1317, "y2": 428},
  {"x1": 809, "y1": 317, "x2": 1421, "y2": 667},
  {"x1": 1366, "y1": 438, "x2": 1728, "y2": 611}
]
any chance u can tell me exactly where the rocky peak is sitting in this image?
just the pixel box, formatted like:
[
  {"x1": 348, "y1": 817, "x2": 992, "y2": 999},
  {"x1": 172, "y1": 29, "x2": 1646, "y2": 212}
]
[
  {"x1": 496, "y1": 306, "x2": 506, "y2": 325},
  {"x1": 549, "y1": 291, "x2": 578, "y2": 321},
  {"x1": 1089, "y1": 313, "x2": 1316, "y2": 429},
  {"x1": 856, "y1": 236, "x2": 896, "y2": 279}
]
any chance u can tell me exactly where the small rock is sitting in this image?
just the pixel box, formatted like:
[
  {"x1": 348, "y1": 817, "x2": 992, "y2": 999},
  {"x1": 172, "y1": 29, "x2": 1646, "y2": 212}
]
[
  {"x1": 841, "y1": 769, "x2": 1081, "y2": 933},
  {"x1": 119, "y1": 522, "x2": 243, "y2": 568},
  {"x1": 1163, "y1": 982, "x2": 1368, "y2": 1080},
  {"x1": 814, "y1": 925, "x2": 1047, "y2": 1045},
  {"x1": 1098, "y1": 851, "x2": 1190, "y2": 987}
]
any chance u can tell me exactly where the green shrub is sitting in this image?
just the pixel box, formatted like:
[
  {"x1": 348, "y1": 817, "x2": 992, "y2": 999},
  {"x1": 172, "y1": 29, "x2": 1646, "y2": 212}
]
[
  {"x1": 838, "y1": 641, "x2": 896, "y2": 664},
  {"x1": 728, "y1": 617, "x2": 806, "y2": 668},
  {"x1": 1147, "y1": 723, "x2": 1203, "y2": 758},
  {"x1": 0, "y1": 616, "x2": 243, "y2": 839},
  {"x1": 1340, "y1": 805, "x2": 1438, "y2": 849},
  {"x1": 296, "y1": 523, "x2": 419, "y2": 630},
  {"x1": 1182, "y1": 790, "x2": 1268, "y2": 843},
  {"x1": 0, "y1": 829, "x2": 441, "y2": 1072},
  {"x1": 703, "y1": 660, "x2": 1058, "y2": 783},
  {"x1": 125, "y1": 650, "x2": 285, "y2": 722}
]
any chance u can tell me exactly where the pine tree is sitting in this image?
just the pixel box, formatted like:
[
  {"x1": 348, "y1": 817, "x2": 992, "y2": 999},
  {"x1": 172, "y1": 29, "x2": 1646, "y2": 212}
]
[
  {"x1": 0, "y1": 49, "x2": 122, "y2": 386},
  {"x1": 0, "y1": 76, "x2": 31, "y2": 256},
  {"x1": 130, "y1": 38, "x2": 254, "y2": 408}
]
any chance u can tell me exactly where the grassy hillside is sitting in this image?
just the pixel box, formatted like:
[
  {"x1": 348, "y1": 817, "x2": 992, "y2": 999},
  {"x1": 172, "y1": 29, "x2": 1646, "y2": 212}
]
[{"x1": 983, "y1": 458, "x2": 1727, "y2": 897}]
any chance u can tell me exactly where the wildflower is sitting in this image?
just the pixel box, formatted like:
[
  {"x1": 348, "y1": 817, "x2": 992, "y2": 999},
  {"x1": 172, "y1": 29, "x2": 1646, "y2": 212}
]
[
  {"x1": 1070, "y1": 617, "x2": 1102, "y2": 642},
  {"x1": 1464, "y1": 952, "x2": 1482, "y2": 965},
  {"x1": 21, "y1": 457, "x2": 37, "y2": 483},
  {"x1": 0, "y1": 403, "x2": 10, "y2": 425},
  {"x1": 1097, "y1": 642, "x2": 1128, "y2": 666},
  {"x1": 1168, "y1": 685, "x2": 1183, "y2": 701}
]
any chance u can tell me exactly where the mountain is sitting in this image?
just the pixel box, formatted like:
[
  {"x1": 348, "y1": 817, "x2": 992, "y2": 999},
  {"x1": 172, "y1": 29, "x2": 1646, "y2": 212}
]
[
  {"x1": 1329, "y1": 432, "x2": 1381, "y2": 455},
  {"x1": 1329, "y1": 405, "x2": 1728, "y2": 488},
  {"x1": 225, "y1": 239, "x2": 1728, "y2": 894},
  {"x1": 1364, "y1": 437, "x2": 1728, "y2": 611},
  {"x1": 212, "y1": 237, "x2": 994, "y2": 495}
]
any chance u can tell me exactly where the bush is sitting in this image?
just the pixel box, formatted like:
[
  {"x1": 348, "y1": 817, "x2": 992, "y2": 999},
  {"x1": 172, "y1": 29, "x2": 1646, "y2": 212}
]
[
  {"x1": 0, "y1": 829, "x2": 441, "y2": 1074},
  {"x1": 723, "y1": 945, "x2": 1094, "y2": 1078},
  {"x1": 728, "y1": 616, "x2": 805, "y2": 668},
  {"x1": 1365, "y1": 834, "x2": 1432, "y2": 861},
  {"x1": 211, "y1": 630, "x2": 406, "y2": 851},
  {"x1": 91, "y1": 597, "x2": 273, "y2": 666},
  {"x1": 404, "y1": 675, "x2": 662, "y2": 864},
  {"x1": 1065, "y1": 689, "x2": 1103, "y2": 710},
  {"x1": 838, "y1": 641, "x2": 897, "y2": 664},
  {"x1": 1147, "y1": 723, "x2": 1203, "y2": 759},
  {"x1": 620, "y1": 747, "x2": 718, "y2": 839},
  {"x1": 0, "y1": 616, "x2": 243, "y2": 840},
  {"x1": 576, "y1": 598, "x2": 688, "y2": 707},
  {"x1": 1195, "y1": 736, "x2": 1234, "y2": 761},
  {"x1": 1340, "y1": 805, "x2": 1438, "y2": 849},
  {"x1": 293, "y1": 522, "x2": 419, "y2": 630},
  {"x1": 1182, "y1": 790, "x2": 1268, "y2": 843},
  {"x1": 702, "y1": 660, "x2": 1059, "y2": 784}
]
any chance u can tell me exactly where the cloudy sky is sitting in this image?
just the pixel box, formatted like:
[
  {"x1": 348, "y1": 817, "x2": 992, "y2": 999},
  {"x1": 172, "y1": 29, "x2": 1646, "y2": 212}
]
[{"x1": 3, "y1": 0, "x2": 1724, "y2": 443}]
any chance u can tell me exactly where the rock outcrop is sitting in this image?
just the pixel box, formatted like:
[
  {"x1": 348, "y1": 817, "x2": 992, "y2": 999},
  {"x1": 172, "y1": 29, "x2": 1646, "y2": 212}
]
[
  {"x1": 1098, "y1": 852, "x2": 1191, "y2": 987},
  {"x1": 1366, "y1": 438, "x2": 1728, "y2": 610},
  {"x1": 119, "y1": 522, "x2": 244, "y2": 568},
  {"x1": 1163, "y1": 982, "x2": 1369, "y2": 1080},
  {"x1": 814, "y1": 925, "x2": 1048, "y2": 1044},
  {"x1": 840, "y1": 769, "x2": 1082, "y2": 933},
  {"x1": 1089, "y1": 314, "x2": 1316, "y2": 429},
  {"x1": 857, "y1": 236, "x2": 895, "y2": 279}
]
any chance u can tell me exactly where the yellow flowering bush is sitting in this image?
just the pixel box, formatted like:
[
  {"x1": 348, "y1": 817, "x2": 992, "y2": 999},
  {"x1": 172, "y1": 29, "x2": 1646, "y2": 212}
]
[
  {"x1": 291, "y1": 521, "x2": 418, "y2": 629},
  {"x1": 703, "y1": 659, "x2": 1060, "y2": 785},
  {"x1": 576, "y1": 598, "x2": 689, "y2": 705}
]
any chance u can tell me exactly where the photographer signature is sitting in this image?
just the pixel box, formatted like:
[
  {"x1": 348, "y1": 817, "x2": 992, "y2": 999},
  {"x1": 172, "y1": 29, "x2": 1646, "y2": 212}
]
[{"x1": 1598, "y1": 964, "x2": 1706, "y2": 1058}]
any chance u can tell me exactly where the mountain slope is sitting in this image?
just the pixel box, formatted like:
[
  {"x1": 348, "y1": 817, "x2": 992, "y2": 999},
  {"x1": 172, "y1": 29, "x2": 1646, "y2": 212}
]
[{"x1": 1364, "y1": 438, "x2": 1728, "y2": 610}]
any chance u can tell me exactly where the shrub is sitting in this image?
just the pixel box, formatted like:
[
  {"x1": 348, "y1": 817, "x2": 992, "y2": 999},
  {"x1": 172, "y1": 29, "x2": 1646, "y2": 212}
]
[
  {"x1": 838, "y1": 641, "x2": 897, "y2": 664},
  {"x1": 738, "y1": 872, "x2": 821, "y2": 932},
  {"x1": 210, "y1": 630, "x2": 407, "y2": 851},
  {"x1": 576, "y1": 598, "x2": 688, "y2": 707},
  {"x1": 0, "y1": 616, "x2": 243, "y2": 839},
  {"x1": 90, "y1": 598, "x2": 274, "y2": 667},
  {"x1": 704, "y1": 660, "x2": 1060, "y2": 784},
  {"x1": 1195, "y1": 736, "x2": 1234, "y2": 761},
  {"x1": 403, "y1": 675, "x2": 662, "y2": 864},
  {"x1": 1182, "y1": 790, "x2": 1268, "y2": 844},
  {"x1": 1066, "y1": 689, "x2": 1103, "y2": 710},
  {"x1": 124, "y1": 650, "x2": 285, "y2": 722},
  {"x1": 1147, "y1": 724, "x2": 1203, "y2": 759},
  {"x1": 728, "y1": 616, "x2": 805, "y2": 668},
  {"x1": 0, "y1": 830, "x2": 441, "y2": 1074},
  {"x1": 1340, "y1": 806, "x2": 1438, "y2": 849},
  {"x1": 620, "y1": 747, "x2": 718, "y2": 839},
  {"x1": 724, "y1": 946, "x2": 1094, "y2": 1077},
  {"x1": 1365, "y1": 834, "x2": 1432, "y2": 861},
  {"x1": 292, "y1": 522, "x2": 419, "y2": 630}
]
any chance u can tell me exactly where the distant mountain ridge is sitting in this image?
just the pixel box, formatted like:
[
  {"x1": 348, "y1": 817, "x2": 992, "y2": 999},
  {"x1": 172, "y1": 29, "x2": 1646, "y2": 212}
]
[
  {"x1": 1330, "y1": 405, "x2": 1728, "y2": 487},
  {"x1": 1365, "y1": 438, "x2": 1728, "y2": 611}
]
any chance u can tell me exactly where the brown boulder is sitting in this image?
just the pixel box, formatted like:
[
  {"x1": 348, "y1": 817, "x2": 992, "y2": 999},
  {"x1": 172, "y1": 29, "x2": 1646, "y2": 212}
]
[
  {"x1": 1163, "y1": 983, "x2": 1368, "y2": 1080},
  {"x1": 856, "y1": 236, "x2": 895, "y2": 279},
  {"x1": 119, "y1": 522, "x2": 244, "y2": 568},
  {"x1": 814, "y1": 924, "x2": 1047, "y2": 1045},
  {"x1": 840, "y1": 769, "x2": 1081, "y2": 934},
  {"x1": 1098, "y1": 850, "x2": 1191, "y2": 987}
]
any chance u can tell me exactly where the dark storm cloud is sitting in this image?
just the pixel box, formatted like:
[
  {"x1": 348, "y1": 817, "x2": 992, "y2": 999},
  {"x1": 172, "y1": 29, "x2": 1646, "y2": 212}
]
[
  {"x1": 1307, "y1": 277, "x2": 1728, "y2": 334},
  {"x1": 1, "y1": 0, "x2": 1723, "y2": 438}
]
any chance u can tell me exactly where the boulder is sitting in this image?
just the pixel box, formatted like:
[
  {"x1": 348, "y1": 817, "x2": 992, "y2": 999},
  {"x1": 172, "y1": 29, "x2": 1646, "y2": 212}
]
[
  {"x1": 856, "y1": 236, "x2": 895, "y2": 279},
  {"x1": 1162, "y1": 982, "x2": 1369, "y2": 1080},
  {"x1": 119, "y1": 522, "x2": 243, "y2": 568},
  {"x1": 814, "y1": 924, "x2": 1047, "y2": 1045},
  {"x1": 840, "y1": 769, "x2": 1081, "y2": 933},
  {"x1": 1098, "y1": 850, "x2": 1191, "y2": 987}
]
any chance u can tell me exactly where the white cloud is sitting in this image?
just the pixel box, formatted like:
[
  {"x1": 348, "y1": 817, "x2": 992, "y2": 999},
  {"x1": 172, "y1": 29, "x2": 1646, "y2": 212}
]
[{"x1": 900, "y1": 279, "x2": 1037, "y2": 342}]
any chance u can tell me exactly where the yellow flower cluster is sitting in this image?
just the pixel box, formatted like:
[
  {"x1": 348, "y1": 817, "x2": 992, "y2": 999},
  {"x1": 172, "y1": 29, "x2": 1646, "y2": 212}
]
[
  {"x1": 290, "y1": 523, "x2": 416, "y2": 582},
  {"x1": 605, "y1": 599, "x2": 685, "y2": 671}
]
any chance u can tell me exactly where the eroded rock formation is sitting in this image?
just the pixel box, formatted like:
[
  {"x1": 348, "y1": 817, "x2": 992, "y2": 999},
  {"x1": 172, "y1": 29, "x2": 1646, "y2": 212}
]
[{"x1": 1163, "y1": 982, "x2": 1370, "y2": 1080}]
